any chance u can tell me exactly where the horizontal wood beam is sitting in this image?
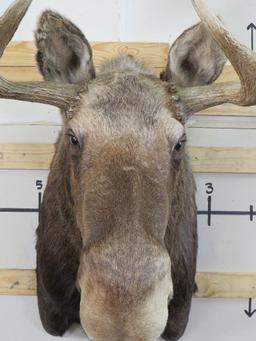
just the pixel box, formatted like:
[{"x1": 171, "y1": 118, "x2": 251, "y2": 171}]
[
  {"x1": 1, "y1": 269, "x2": 256, "y2": 298},
  {"x1": 190, "y1": 146, "x2": 256, "y2": 173},
  {"x1": 0, "y1": 269, "x2": 36, "y2": 296},
  {"x1": 0, "y1": 41, "x2": 169, "y2": 68},
  {"x1": 0, "y1": 144, "x2": 256, "y2": 173},
  {"x1": 195, "y1": 272, "x2": 256, "y2": 298},
  {"x1": 0, "y1": 144, "x2": 54, "y2": 170}
]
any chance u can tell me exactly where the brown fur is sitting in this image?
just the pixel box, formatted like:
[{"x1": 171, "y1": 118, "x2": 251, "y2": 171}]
[{"x1": 35, "y1": 10, "x2": 225, "y2": 341}]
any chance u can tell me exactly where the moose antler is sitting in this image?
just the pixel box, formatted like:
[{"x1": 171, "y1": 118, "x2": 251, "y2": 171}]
[
  {"x1": 0, "y1": 0, "x2": 83, "y2": 112},
  {"x1": 0, "y1": 0, "x2": 32, "y2": 57},
  {"x1": 179, "y1": 0, "x2": 256, "y2": 115}
]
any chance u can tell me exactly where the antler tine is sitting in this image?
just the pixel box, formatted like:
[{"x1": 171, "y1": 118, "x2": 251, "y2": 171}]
[
  {"x1": 193, "y1": 0, "x2": 256, "y2": 106},
  {"x1": 0, "y1": 78, "x2": 84, "y2": 113},
  {"x1": 0, "y1": 0, "x2": 32, "y2": 57},
  {"x1": 179, "y1": 0, "x2": 256, "y2": 115}
]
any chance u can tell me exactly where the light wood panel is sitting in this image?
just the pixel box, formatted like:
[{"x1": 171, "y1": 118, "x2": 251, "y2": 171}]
[
  {"x1": 0, "y1": 66, "x2": 42, "y2": 81},
  {"x1": 0, "y1": 144, "x2": 256, "y2": 173},
  {"x1": 190, "y1": 146, "x2": 256, "y2": 173},
  {"x1": 0, "y1": 42, "x2": 240, "y2": 82},
  {"x1": 195, "y1": 272, "x2": 256, "y2": 298},
  {"x1": 1, "y1": 269, "x2": 256, "y2": 298},
  {"x1": 0, "y1": 144, "x2": 54, "y2": 170},
  {"x1": 0, "y1": 269, "x2": 36, "y2": 296},
  {"x1": 0, "y1": 41, "x2": 169, "y2": 68}
]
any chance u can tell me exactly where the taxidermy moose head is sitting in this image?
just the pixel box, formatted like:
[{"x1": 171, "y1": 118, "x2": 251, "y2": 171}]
[{"x1": 1, "y1": 0, "x2": 256, "y2": 340}]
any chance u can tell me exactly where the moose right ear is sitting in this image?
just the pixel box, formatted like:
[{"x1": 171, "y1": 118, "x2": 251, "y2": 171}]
[
  {"x1": 35, "y1": 10, "x2": 95, "y2": 84},
  {"x1": 161, "y1": 22, "x2": 226, "y2": 87}
]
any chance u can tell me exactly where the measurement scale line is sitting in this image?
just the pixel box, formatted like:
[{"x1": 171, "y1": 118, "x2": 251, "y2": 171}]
[
  {"x1": 0, "y1": 208, "x2": 39, "y2": 213},
  {"x1": 250, "y1": 205, "x2": 254, "y2": 221},
  {"x1": 38, "y1": 192, "x2": 42, "y2": 223},
  {"x1": 207, "y1": 196, "x2": 212, "y2": 227},
  {"x1": 0, "y1": 209, "x2": 256, "y2": 215},
  {"x1": 197, "y1": 210, "x2": 256, "y2": 216}
]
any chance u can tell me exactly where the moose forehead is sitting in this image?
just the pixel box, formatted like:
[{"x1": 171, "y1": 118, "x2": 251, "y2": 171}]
[{"x1": 69, "y1": 59, "x2": 185, "y2": 147}]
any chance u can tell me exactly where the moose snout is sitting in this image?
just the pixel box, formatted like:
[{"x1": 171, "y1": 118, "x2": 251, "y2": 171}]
[{"x1": 77, "y1": 238, "x2": 173, "y2": 341}]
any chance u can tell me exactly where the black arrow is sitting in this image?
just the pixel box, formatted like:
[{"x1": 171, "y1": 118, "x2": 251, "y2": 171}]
[
  {"x1": 244, "y1": 298, "x2": 256, "y2": 317},
  {"x1": 247, "y1": 23, "x2": 256, "y2": 50}
]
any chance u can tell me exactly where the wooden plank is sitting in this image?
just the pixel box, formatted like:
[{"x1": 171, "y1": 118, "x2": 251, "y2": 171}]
[
  {"x1": 0, "y1": 144, "x2": 256, "y2": 173},
  {"x1": 195, "y1": 272, "x2": 256, "y2": 298},
  {"x1": 0, "y1": 42, "x2": 237, "y2": 80},
  {"x1": 0, "y1": 42, "x2": 239, "y2": 81},
  {"x1": 0, "y1": 269, "x2": 36, "y2": 296},
  {"x1": 0, "y1": 144, "x2": 54, "y2": 170},
  {"x1": 92, "y1": 42, "x2": 169, "y2": 69},
  {"x1": 0, "y1": 66, "x2": 42, "y2": 81},
  {"x1": 190, "y1": 146, "x2": 256, "y2": 173},
  {"x1": 216, "y1": 64, "x2": 239, "y2": 83},
  {"x1": 0, "y1": 41, "x2": 35, "y2": 67},
  {"x1": 199, "y1": 103, "x2": 256, "y2": 117},
  {"x1": 0, "y1": 41, "x2": 169, "y2": 68},
  {"x1": 1, "y1": 269, "x2": 256, "y2": 298}
]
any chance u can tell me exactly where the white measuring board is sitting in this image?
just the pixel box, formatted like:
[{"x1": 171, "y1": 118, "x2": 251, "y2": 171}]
[{"x1": 1, "y1": 0, "x2": 256, "y2": 340}]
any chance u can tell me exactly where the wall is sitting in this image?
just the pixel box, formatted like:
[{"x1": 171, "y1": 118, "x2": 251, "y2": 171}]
[{"x1": 1, "y1": 1, "x2": 256, "y2": 341}]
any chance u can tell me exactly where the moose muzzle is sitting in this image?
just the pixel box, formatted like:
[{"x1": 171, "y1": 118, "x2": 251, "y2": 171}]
[{"x1": 77, "y1": 230, "x2": 173, "y2": 341}]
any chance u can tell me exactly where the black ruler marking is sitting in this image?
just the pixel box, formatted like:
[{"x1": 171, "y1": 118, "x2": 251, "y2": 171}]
[
  {"x1": 38, "y1": 191, "x2": 42, "y2": 221},
  {"x1": 207, "y1": 196, "x2": 212, "y2": 227},
  {"x1": 0, "y1": 208, "x2": 39, "y2": 213},
  {"x1": 198, "y1": 204, "x2": 256, "y2": 227},
  {"x1": 197, "y1": 210, "x2": 256, "y2": 216}
]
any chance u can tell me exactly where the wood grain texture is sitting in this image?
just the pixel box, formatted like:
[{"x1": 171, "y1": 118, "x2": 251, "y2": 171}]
[
  {"x1": 1, "y1": 269, "x2": 256, "y2": 298},
  {"x1": 0, "y1": 41, "x2": 169, "y2": 68},
  {"x1": 195, "y1": 272, "x2": 256, "y2": 298},
  {"x1": 0, "y1": 269, "x2": 36, "y2": 296},
  {"x1": 0, "y1": 144, "x2": 54, "y2": 170},
  {"x1": 0, "y1": 144, "x2": 256, "y2": 173},
  {"x1": 0, "y1": 42, "x2": 240, "y2": 81},
  {"x1": 0, "y1": 66, "x2": 42, "y2": 81},
  {"x1": 190, "y1": 146, "x2": 256, "y2": 173}
]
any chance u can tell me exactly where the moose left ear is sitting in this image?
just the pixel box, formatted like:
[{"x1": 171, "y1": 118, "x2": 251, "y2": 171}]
[
  {"x1": 35, "y1": 10, "x2": 95, "y2": 84},
  {"x1": 161, "y1": 22, "x2": 226, "y2": 87}
]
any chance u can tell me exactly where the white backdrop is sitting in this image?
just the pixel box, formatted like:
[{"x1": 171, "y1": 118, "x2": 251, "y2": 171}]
[{"x1": 0, "y1": 1, "x2": 256, "y2": 341}]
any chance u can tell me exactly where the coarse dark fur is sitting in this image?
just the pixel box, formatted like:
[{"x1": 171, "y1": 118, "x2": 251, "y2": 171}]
[{"x1": 35, "y1": 10, "x2": 225, "y2": 341}]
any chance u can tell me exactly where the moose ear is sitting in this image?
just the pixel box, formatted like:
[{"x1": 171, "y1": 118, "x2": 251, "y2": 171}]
[
  {"x1": 35, "y1": 10, "x2": 95, "y2": 84},
  {"x1": 161, "y1": 22, "x2": 226, "y2": 87}
]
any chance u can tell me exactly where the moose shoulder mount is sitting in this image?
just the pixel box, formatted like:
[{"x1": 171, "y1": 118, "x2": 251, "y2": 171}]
[{"x1": 1, "y1": 1, "x2": 256, "y2": 341}]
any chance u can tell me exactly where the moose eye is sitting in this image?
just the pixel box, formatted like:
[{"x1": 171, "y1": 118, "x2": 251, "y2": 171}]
[
  {"x1": 67, "y1": 130, "x2": 80, "y2": 149},
  {"x1": 70, "y1": 135, "x2": 79, "y2": 147},
  {"x1": 174, "y1": 136, "x2": 186, "y2": 152},
  {"x1": 174, "y1": 141, "x2": 183, "y2": 151}
]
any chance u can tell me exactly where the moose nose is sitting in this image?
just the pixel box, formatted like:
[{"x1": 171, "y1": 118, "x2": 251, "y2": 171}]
[{"x1": 77, "y1": 239, "x2": 172, "y2": 341}]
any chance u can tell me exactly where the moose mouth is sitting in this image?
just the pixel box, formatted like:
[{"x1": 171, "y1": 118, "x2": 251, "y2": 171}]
[{"x1": 77, "y1": 240, "x2": 173, "y2": 341}]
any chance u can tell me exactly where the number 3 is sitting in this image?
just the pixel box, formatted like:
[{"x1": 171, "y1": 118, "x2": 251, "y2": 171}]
[{"x1": 205, "y1": 183, "x2": 214, "y2": 195}]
